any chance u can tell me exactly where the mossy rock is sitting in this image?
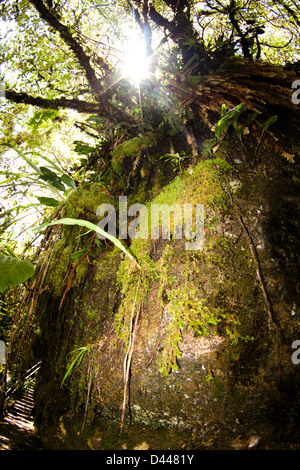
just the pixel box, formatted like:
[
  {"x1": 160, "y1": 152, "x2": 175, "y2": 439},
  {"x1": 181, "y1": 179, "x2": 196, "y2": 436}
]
[
  {"x1": 62, "y1": 183, "x2": 113, "y2": 220},
  {"x1": 32, "y1": 147, "x2": 300, "y2": 450},
  {"x1": 46, "y1": 183, "x2": 115, "y2": 296}
]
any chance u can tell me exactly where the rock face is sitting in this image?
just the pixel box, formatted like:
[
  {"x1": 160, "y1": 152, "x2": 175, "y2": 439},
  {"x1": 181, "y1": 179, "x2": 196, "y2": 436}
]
[
  {"x1": 14, "y1": 60, "x2": 298, "y2": 450},
  {"x1": 30, "y1": 139, "x2": 300, "y2": 449}
]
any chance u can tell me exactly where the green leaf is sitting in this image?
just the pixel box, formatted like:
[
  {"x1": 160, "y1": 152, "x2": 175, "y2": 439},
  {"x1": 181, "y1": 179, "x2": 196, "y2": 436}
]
[
  {"x1": 39, "y1": 175, "x2": 66, "y2": 191},
  {"x1": 0, "y1": 255, "x2": 35, "y2": 292},
  {"x1": 60, "y1": 174, "x2": 76, "y2": 189},
  {"x1": 28, "y1": 109, "x2": 59, "y2": 129},
  {"x1": 32, "y1": 218, "x2": 141, "y2": 268},
  {"x1": 248, "y1": 111, "x2": 261, "y2": 124},
  {"x1": 39, "y1": 168, "x2": 66, "y2": 191},
  {"x1": 0, "y1": 203, "x2": 38, "y2": 219},
  {"x1": 87, "y1": 115, "x2": 105, "y2": 125},
  {"x1": 220, "y1": 104, "x2": 227, "y2": 118},
  {"x1": 61, "y1": 346, "x2": 90, "y2": 387},
  {"x1": 0, "y1": 245, "x2": 16, "y2": 257},
  {"x1": 31, "y1": 151, "x2": 62, "y2": 173},
  {"x1": 261, "y1": 115, "x2": 277, "y2": 131},
  {"x1": 39, "y1": 166, "x2": 57, "y2": 177},
  {"x1": 215, "y1": 104, "x2": 244, "y2": 138},
  {"x1": 236, "y1": 126, "x2": 244, "y2": 142},
  {"x1": 36, "y1": 196, "x2": 61, "y2": 207},
  {"x1": 73, "y1": 141, "x2": 96, "y2": 155}
]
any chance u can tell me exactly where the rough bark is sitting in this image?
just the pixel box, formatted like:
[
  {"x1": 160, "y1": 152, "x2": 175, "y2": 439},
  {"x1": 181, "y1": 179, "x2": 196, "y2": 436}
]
[{"x1": 5, "y1": 89, "x2": 106, "y2": 114}]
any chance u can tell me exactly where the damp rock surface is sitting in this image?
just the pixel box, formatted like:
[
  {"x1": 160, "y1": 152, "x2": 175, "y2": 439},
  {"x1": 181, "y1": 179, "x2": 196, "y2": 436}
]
[{"x1": 30, "y1": 148, "x2": 300, "y2": 450}]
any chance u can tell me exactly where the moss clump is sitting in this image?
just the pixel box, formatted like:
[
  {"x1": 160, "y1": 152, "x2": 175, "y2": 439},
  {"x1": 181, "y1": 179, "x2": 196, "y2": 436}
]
[
  {"x1": 62, "y1": 183, "x2": 113, "y2": 220},
  {"x1": 156, "y1": 158, "x2": 233, "y2": 202},
  {"x1": 157, "y1": 277, "x2": 222, "y2": 375},
  {"x1": 111, "y1": 135, "x2": 157, "y2": 176}
]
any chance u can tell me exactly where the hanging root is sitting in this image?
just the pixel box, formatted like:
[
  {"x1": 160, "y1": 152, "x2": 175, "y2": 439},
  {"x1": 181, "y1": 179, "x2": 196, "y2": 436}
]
[{"x1": 120, "y1": 271, "x2": 143, "y2": 435}]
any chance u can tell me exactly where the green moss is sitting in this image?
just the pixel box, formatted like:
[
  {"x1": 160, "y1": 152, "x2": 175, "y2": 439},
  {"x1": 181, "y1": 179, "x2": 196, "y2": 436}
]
[
  {"x1": 113, "y1": 156, "x2": 248, "y2": 375},
  {"x1": 46, "y1": 183, "x2": 113, "y2": 296},
  {"x1": 111, "y1": 135, "x2": 157, "y2": 175},
  {"x1": 154, "y1": 242, "x2": 255, "y2": 375},
  {"x1": 114, "y1": 245, "x2": 157, "y2": 345},
  {"x1": 63, "y1": 183, "x2": 113, "y2": 220},
  {"x1": 151, "y1": 168, "x2": 169, "y2": 198},
  {"x1": 93, "y1": 247, "x2": 121, "y2": 283},
  {"x1": 151, "y1": 157, "x2": 232, "y2": 209}
]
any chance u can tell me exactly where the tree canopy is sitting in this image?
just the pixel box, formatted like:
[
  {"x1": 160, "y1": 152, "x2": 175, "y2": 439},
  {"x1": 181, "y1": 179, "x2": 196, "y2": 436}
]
[
  {"x1": 0, "y1": 0, "x2": 300, "y2": 252},
  {"x1": 1, "y1": 0, "x2": 300, "y2": 118}
]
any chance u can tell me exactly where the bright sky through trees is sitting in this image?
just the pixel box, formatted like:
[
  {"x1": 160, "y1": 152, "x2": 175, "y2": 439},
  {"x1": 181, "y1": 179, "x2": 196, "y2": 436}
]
[{"x1": 0, "y1": 0, "x2": 300, "y2": 253}]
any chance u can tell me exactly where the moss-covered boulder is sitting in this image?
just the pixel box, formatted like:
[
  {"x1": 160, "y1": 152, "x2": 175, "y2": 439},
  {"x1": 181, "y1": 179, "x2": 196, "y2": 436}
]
[{"x1": 31, "y1": 146, "x2": 300, "y2": 450}]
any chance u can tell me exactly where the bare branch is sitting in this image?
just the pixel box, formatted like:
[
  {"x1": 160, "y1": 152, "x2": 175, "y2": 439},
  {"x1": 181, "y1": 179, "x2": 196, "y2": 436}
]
[{"x1": 272, "y1": 0, "x2": 300, "y2": 27}]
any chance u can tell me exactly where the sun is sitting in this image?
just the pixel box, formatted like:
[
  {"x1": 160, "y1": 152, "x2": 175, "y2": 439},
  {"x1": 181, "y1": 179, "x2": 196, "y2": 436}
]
[{"x1": 122, "y1": 40, "x2": 150, "y2": 83}]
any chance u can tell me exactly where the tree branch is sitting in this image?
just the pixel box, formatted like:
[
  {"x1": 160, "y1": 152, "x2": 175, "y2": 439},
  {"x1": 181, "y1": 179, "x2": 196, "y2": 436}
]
[
  {"x1": 130, "y1": 1, "x2": 153, "y2": 56},
  {"x1": 28, "y1": 1, "x2": 139, "y2": 122},
  {"x1": 148, "y1": 3, "x2": 207, "y2": 73},
  {"x1": 5, "y1": 89, "x2": 110, "y2": 115},
  {"x1": 227, "y1": 0, "x2": 252, "y2": 59},
  {"x1": 148, "y1": 5, "x2": 178, "y2": 36},
  {"x1": 29, "y1": 0, "x2": 108, "y2": 100},
  {"x1": 5, "y1": 88, "x2": 137, "y2": 125}
]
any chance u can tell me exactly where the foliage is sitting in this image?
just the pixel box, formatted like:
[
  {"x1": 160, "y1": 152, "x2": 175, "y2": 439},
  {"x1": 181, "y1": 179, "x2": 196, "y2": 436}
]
[
  {"x1": 1, "y1": 0, "x2": 299, "y2": 125},
  {"x1": 0, "y1": 254, "x2": 35, "y2": 292},
  {"x1": 0, "y1": 144, "x2": 77, "y2": 252},
  {"x1": 159, "y1": 153, "x2": 188, "y2": 174},
  {"x1": 34, "y1": 217, "x2": 140, "y2": 267},
  {"x1": 1, "y1": 143, "x2": 76, "y2": 197},
  {"x1": 214, "y1": 104, "x2": 245, "y2": 140},
  {"x1": 0, "y1": 0, "x2": 298, "y2": 243},
  {"x1": 205, "y1": 103, "x2": 279, "y2": 156},
  {"x1": 110, "y1": 135, "x2": 157, "y2": 176},
  {"x1": 255, "y1": 114, "x2": 278, "y2": 157},
  {"x1": 0, "y1": 0, "x2": 299, "y2": 425},
  {"x1": 61, "y1": 344, "x2": 91, "y2": 387}
]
